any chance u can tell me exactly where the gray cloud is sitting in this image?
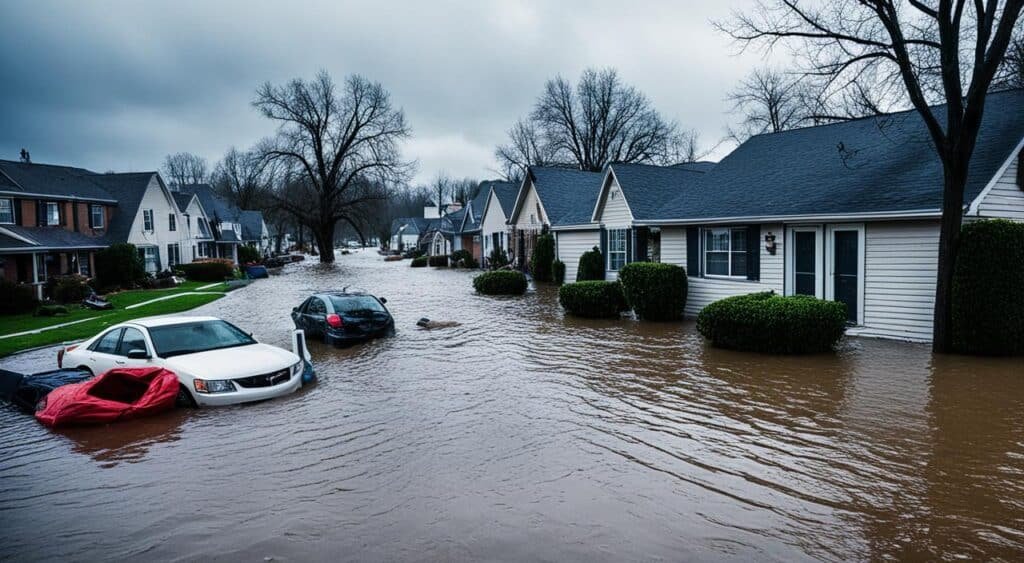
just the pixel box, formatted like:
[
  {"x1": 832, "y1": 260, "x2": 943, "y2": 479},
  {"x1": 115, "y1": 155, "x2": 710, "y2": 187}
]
[{"x1": 0, "y1": 0, "x2": 777, "y2": 184}]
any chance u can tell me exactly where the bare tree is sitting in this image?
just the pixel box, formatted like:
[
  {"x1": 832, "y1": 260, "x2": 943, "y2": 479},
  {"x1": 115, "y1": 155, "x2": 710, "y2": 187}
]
[
  {"x1": 161, "y1": 152, "x2": 208, "y2": 188},
  {"x1": 727, "y1": 68, "x2": 810, "y2": 140},
  {"x1": 997, "y1": 34, "x2": 1024, "y2": 88},
  {"x1": 253, "y1": 71, "x2": 412, "y2": 263},
  {"x1": 496, "y1": 68, "x2": 688, "y2": 175},
  {"x1": 718, "y1": 0, "x2": 1024, "y2": 353},
  {"x1": 211, "y1": 147, "x2": 274, "y2": 210}
]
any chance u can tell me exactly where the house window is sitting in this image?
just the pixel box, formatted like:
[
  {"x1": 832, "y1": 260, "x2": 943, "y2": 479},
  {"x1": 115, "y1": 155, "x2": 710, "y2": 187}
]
[
  {"x1": 139, "y1": 247, "x2": 160, "y2": 273},
  {"x1": 78, "y1": 251, "x2": 91, "y2": 276},
  {"x1": 168, "y1": 213, "x2": 177, "y2": 231},
  {"x1": 0, "y1": 199, "x2": 13, "y2": 224},
  {"x1": 46, "y1": 202, "x2": 59, "y2": 226},
  {"x1": 167, "y1": 243, "x2": 180, "y2": 267},
  {"x1": 185, "y1": 214, "x2": 191, "y2": 231},
  {"x1": 143, "y1": 209, "x2": 154, "y2": 232},
  {"x1": 608, "y1": 229, "x2": 627, "y2": 271},
  {"x1": 198, "y1": 218, "x2": 211, "y2": 237},
  {"x1": 90, "y1": 204, "x2": 104, "y2": 229},
  {"x1": 704, "y1": 228, "x2": 747, "y2": 277}
]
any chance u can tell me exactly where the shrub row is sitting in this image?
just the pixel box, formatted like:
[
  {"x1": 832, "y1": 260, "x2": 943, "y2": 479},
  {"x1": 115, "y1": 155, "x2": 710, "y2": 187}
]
[
  {"x1": 473, "y1": 270, "x2": 528, "y2": 295},
  {"x1": 450, "y1": 250, "x2": 478, "y2": 268},
  {"x1": 428, "y1": 255, "x2": 449, "y2": 267},
  {"x1": 238, "y1": 245, "x2": 261, "y2": 264},
  {"x1": 45, "y1": 274, "x2": 92, "y2": 304},
  {"x1": 618, "y1": 262, "x2": 687, "y2": 321},
  {"x1": 487, "y1": 248, "x2": 509, "y2": 269},
  {"x1": 696, "y1": 292, "x2": 847, "y2": 354},
  {"x1": 177, "y1": 258, "x2": 235, "y2": 282},
  {"x1": 95, "y1": 243, "x2": 147, "y2": 290},
  {"x1": 576, "y1": 247, "x2": 605, "y2": 281},
  {"x1": 559, "y1": 281, "x2": 627, "y2": 318},
  {"x1": 0, "y1": 280, "x2": 38, "y2": 315},
  {"x1": 952, "y1": 219, "x2": 1024, "y2": 356},
  {"x1": 410, "y1": 256, "x2": 428, "y2": 267}
]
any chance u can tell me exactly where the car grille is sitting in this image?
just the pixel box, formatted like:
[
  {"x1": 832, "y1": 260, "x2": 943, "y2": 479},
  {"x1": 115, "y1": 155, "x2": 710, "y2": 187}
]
[{"x1": 233, "y1": 368, "x2": 291, "y2": 388}]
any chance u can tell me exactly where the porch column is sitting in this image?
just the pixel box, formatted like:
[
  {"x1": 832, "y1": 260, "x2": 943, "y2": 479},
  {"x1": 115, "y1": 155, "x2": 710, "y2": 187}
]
[{"x1": 31, "y1": 252, "x2": 42, "y2": 300}]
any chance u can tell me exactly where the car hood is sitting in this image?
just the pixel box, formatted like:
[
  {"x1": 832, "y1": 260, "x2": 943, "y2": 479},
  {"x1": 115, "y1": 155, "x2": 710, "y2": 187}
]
[{"x1": 163, "y1": 343, "x2": 299, "y2": 379}]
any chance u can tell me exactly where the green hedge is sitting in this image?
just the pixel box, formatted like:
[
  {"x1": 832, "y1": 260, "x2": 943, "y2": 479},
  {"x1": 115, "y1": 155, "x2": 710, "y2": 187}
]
[
  {"x1": 697, "y1": 292, "x2": 847, "y2": 354},
  {"x1": 45, "y1": 274, "x2": 92, "y2": 304},
  {"x1": 952, "y1": 219, "x2": 1024, "y2": 355},
  {"x1": 428, "y1": 255, "x2": 449, "y2": 267},
  {"x1": 552, "y1": 260, "x2": 566, "y2": 285},
  {"x1": 531, "y1": 233, "x2": 555, "y2": 282},
  {"x1": 559, "y1": 281, "x2": 627, "y2": 318},
  {"x1": 451, "y1": 249, "x2": 478, "y2": 268},
  {"x1": 576, "y1": 247, "x2": 605, "y2": 281},
  {"x1": 0, "y1": 280, "x2": 37, "y2": 315},
  {"x1": 473, "y1": 270, "x2": 528, "y2": 295},
  {"x1": 95, "y1": 243, "x2": 147, "y2": 290},
  {"x1": 487, "y1": 248, "x2": 509, "y2": 269},
  {"x1": 238, "y1": 245, "x2": 261, "y2": 264},
  {"x1": 618, "y1": 262, "x2": 687, "y2": 321},
  {"x1": 410, "y1": 256, "x2": 428, "y2": 267},
  {"x1": 177, "y1": 259, "x2": 235, "y2": 282}
]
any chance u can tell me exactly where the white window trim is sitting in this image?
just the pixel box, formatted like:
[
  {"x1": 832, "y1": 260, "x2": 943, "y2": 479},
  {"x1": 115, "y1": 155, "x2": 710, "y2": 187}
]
[
  {"x1": 607, "y1": 228, "x2": 628, "y2": 272},
  {"x1": 784, "y1": 225, "x2": 824, "y2": 298},
  {"x1": 701, "y1": 227, "x2": 748, "y2": 279},
  {"x1": 0, "y1": 198, "x2": 13, "y2": 224},
  {"x1": 90, "y1": 204, "x2": 105, "y2": 229},
  {"x1": 143, "y1": 209, "x2": 154, "y2": 232},
  {"x1": 46, "y1": 202, "x2": 60, "y2": 226},
  {"x1": 168, "y1": 213, "x2": 177, "y2": 232}
]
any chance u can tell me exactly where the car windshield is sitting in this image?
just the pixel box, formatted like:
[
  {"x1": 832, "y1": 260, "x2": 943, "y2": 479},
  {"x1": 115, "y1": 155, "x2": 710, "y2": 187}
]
[
  {"x1": 148, "y1": 320, "x2": 256, "y2": 358},
  {"x1": 329, "y1": 295, "x2": 386, "y2": 315}
]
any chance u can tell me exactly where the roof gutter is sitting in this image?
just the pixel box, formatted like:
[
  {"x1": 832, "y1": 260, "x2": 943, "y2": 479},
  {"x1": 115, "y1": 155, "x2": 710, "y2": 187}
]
[
  {"x1": 0, "y1": 190, "x2": 118, "y2": 204},
  {"x1": 633, "y1": 208, "x2": 944, "y2": 226}
]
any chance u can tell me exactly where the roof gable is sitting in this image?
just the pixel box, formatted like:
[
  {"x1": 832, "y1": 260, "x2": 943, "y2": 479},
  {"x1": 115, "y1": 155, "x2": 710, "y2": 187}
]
[
  {"x1": 511, "y1": 167, "x2": 604, "y2": 227},
  {"x1": 595, "y1": 163, "x2": 707, "y2": 222}
]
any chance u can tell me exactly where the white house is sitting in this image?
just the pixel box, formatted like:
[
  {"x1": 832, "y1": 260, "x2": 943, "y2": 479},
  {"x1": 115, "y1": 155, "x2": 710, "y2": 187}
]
[
  {"x1": 479, "y1": 181, "x2": 519, "y2": 267},
  {"x1": 172, "y1": 192, "x2": 215, "y2": 262}
]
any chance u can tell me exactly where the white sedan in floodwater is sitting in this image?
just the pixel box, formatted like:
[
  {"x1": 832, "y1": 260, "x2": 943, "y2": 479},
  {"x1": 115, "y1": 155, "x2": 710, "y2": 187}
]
[{"x1": 59, "y1": 316, "x2": 304, "y2": 407}]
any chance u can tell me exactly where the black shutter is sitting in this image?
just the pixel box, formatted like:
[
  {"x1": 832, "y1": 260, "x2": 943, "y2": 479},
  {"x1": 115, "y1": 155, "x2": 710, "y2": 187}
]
[
  {"x1": 686, "y1": 227, "x2": 699, "y2": 277},
  {"x1": 625, "y1": 228, "x2": 633, "y2": 264},
  {"x1": 746, "y1": 225, "x2": 760, "y2": 281},
  {"x1": 36, "y1": 200, "x2": 45, "y2": 226},
  {"x1": 599, "y1": 227, "x2": 608, "y2": 259},
  {"x1": 73, "y1": 203, "x2": 80, "y2": 231},
  {"x1": 635, "y1": 227, "x2": 649, "y2": 262},
  {"x1": 12, "y1": 199, "x2": 21, "y2": 225}
]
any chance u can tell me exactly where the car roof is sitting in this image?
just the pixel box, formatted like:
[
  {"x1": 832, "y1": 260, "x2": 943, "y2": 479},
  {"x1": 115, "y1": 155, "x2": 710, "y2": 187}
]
[
  {"x1": 316, "y1": 291, "x2": 375, "y2": 298},
  {"x1": 125, "y1": 315, "x2": 223, "y2": 328}
]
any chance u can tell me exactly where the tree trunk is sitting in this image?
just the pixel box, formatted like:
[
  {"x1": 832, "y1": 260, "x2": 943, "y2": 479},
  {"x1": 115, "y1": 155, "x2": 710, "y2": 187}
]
[
  {"x1": 315, "y1": 222, "x2": 336, "y2": 264},
  {"x1": 932, "y1": 163, "x2": 968, "y2": 353}
]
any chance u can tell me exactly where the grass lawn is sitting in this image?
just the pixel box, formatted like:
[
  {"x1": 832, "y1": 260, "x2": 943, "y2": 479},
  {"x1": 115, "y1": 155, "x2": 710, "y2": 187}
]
[{"x1": 0, "y1": 282, "x2": 229, "y2": 358}]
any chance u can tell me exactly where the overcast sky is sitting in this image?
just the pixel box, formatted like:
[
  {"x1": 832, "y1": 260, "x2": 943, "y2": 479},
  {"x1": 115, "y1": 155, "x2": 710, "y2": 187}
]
[{"x1": 1, "y1": 0, "x2": 779, "y2": 185}]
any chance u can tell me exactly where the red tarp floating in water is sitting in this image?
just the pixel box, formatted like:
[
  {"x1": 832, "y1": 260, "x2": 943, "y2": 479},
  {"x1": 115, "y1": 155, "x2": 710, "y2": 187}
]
[{"x1": 36, "y1": 367, "x2": 180, "y2": 428}]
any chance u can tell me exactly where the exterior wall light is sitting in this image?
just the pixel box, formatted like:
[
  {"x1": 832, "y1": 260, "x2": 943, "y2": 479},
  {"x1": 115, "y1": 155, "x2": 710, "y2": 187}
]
[{"x1": 764, "y1": 232, "x2": 777, "y2": 255}]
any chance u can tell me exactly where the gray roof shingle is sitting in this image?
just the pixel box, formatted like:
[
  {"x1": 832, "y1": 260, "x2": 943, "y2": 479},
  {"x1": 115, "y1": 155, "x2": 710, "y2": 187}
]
[
  {"x1": 239, "y1": 210, "x2": 265, "y2": 241},
  {"x1": 172, "y1": 192, "x2": 195, "y2": 213},
  {"x1": 86, "y1": 172, "x2": 161, "y2": 244},
  {"x1": 0, "y1": 160, "x2": 117, "y2": 202},
  {"x1": 489, "y1": 182, "x2": 519, "y2": 220},
  {"x1": 606, "y1": 163, "x2": 708, "y2": 221},
  {"x1": 0, "y1": 225, "x2": 107, "y2": 249},
  {"x1": 654, "y1": 88, "x2": 1024, "y2": 221},
  {"x1": 524, "y1": 167, "x2": 604, "y2": 227}
]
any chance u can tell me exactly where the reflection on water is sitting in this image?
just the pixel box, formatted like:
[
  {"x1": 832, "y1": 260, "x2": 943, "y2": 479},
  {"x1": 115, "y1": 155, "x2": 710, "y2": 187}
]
[{"x1": 1, "y1": 250, "x2": 1022, "y2": 561}]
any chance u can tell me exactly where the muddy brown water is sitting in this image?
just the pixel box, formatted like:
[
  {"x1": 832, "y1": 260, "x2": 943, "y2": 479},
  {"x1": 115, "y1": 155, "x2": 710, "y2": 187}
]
[{"x1": 1, "y1": 250, "x2": 1022, "y2": 561}]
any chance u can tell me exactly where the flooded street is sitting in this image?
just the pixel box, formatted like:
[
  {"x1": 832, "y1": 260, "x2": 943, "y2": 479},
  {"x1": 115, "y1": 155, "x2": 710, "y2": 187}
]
[{"x1": 2, "y1": 250, "x2": 1022, "y2": 561}]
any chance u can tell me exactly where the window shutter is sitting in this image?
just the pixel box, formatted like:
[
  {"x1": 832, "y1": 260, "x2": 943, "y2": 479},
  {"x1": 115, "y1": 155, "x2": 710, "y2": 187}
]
[
  {"x1": 686, "y1": 227, "x2": 699, "y2": 277},
  {"x1": 599, "y1": 227, "x2": 608, "y2": 259},
  {"x1": 625, "y1": 228, "x2": 633, "y2": 264},
  {"x1": 746, "y1": 225, "x2": 760, "y2": 281},
  {"x1": 13, "y1": 199, "x2": 21, "y2": 225},
  {"x1": 36, "y1": 200, "x2": 45, "y2": 226},
  {"x1": 635, "y1": 227, "x2": 648, "y2": 262}
]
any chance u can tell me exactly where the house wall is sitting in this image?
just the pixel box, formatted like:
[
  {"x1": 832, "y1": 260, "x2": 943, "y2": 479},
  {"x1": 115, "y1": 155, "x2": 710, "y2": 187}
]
[
  {"x1": 555, "y1": 230, "x2": 600, "y2": 282},
  {"x1": 512, "y1": 183, "x2": 548, "y2": 229},
  {"x1": 597, "y1": 178, "x2": 633, "y2": 227},
  {"x1": 125, "y1": 176, "x2": 190, "y2": 272},
  {"x1": 974, "y1": 148, "x2": 1024, "y2": 220}
]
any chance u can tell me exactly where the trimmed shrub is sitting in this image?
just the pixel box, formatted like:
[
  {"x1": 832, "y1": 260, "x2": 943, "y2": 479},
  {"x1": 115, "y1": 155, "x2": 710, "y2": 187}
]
[
  {"x1": 952, "y1": 219, "x2": 1024, "y2": 355},
  {"x1": 530, "y1": 233, "x2": 555, "y2": 282},
  {"x1": 46, "y1": 274, "x2": 92, "y2": 304},
  {"x1": 552, "y1": 260, "x2": 566, "y2": 285},
  {"x1": 618, "y1": 262, "x2": 688, "y2": 321},
  {"x1": 697, "y1": 292, "x2": 847, "y2": 354},
  {"x1": 473, "y1": 270, "x2": 528, "y2": 295},
  {"x1": 559, "y1": 281, "x2": 628, "y2": 318},
  {"x1": 238, "y1": 245, "x2": 261, "y2": 264},
  {"x1": 487, "y1": 248, "x2": 510, "y2": 270},
  {"x1": 95, "y1": 243, "x2": 146, "y2": 290},
  {"x1": 411, "y1": 256, "x2": 428, "y2": 267},
  {"x1": 576, "y1": 246, "x2": 605, "y2": 281},
  {"x1": 451, "y1": 249, "x2": 479, "y2": 268},
  {"x1": 178, "y1": 258, "x2": 235, "y2": 282},
  {"x1": 428, "y1": 255, "x2": 449, "y2": 267},
  {"x1": 0, "y1": 280, "x2": 38, "y2": 315}
]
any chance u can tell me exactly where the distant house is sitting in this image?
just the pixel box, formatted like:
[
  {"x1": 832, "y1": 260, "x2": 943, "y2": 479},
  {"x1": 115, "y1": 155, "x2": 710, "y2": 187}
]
[
  {"x1": 240, "y1": 210, "x2": 271, "y2": 256},
  {"x1": 389, "y1": 217, "x2": 428, "y2": 252},
  {"x1": 172, "y1": 192, "x2": 216, "y2": 260},
  {"x1": 458, "y1": 182, "x2": 508, "y2": 265},
  {"x1": 508, "y1": 166, "x2": 604, "y2": 274},
  {"x1": 479, "y1": 181, "x2": 518, "y2": 267},
  {"x1": 176, "y1": 184, "x2": 244, "y2": 263}
]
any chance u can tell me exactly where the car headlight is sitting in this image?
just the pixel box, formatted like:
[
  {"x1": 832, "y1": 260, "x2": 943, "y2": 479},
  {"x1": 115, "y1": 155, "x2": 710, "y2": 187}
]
[
  {"x1": 194, "y1": 378, "x2": 236, "y2": 394},
  {"x1": 291, "y1": 360, "x2": 303, "y2": 377}
]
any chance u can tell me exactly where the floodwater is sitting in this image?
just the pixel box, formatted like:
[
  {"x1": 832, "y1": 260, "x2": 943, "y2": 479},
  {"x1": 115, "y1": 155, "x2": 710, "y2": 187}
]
[{"x1": 1, "y1": 251, "x2": 1022, "y2": 562}]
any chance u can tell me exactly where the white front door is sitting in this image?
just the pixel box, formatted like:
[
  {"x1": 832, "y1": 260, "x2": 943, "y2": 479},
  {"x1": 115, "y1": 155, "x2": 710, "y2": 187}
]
[{"x1": 785, "y1": 225, "x2": 824, "y2": 298}]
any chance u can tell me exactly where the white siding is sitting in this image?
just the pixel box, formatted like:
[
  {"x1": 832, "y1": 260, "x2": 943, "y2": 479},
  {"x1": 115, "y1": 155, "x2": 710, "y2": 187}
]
[
  {"x1": 975, "y1": 149, "x2": 1024, "y2": 220},
  {"x1": 126, "y1": 177, "x2": 190, "y2": 272},
  {"x1": 556, "y1": 230, "x2": 600, "y2": 282},
  {"x1": 855, "y1": 220, "x2": 939, "y2": 342},
  {"x1": 513, "y1": 182, "x2": 548, "y2": 229},
  {"x1": 596, "y1": 178, "x2": 633, "y2": 227},
  {"x1": 658, "y1": 224, "x2": 785, "y2": 316}
]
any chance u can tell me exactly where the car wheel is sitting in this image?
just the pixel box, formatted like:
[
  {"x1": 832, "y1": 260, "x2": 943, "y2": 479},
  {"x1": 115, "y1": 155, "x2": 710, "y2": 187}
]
[{"x1": 175, "y1": 384, "x2": 197, "y2": 408}]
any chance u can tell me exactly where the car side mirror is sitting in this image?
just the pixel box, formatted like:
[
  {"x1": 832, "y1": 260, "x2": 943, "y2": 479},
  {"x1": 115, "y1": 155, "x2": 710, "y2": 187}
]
[
  {"x1": 379, "y1": 297, "x2": 387, "y2": 304},
  {"x1": 127, "y1": 349, "x2": 150, "y2": 360},
  {"x1": 292, "y1": 307, "x2": 298, "y2": 313}
]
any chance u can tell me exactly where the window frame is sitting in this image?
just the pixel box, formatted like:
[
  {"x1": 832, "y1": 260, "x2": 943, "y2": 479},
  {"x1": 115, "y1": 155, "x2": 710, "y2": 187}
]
[
  {"x1": 702, "y1": 227, "x2": 749, "y2": 279},
  {"x1": 168, "y1": 213, "x2": 177, "y2": 232},
  {"x1": 607, "y1": 228, "x2": 628, "y2": 272},
  {"x1": 0, "y1": 198, "x2": 13, "y2": 224},
  {"x1": 45, "y1": 202, "x2": 60, "y2": 226},
  {"x1": 89, "y1": 328, "x2": 124, "y2": 354},
  {"x1": 90, "y1": 204, "x2": 104, "y2": 229},
  {"x1": 167, "y1": 243, "x2": 180, "y2": 267},
  {"x1": 143, "y1": 209, "x2": 154, "y2": 232}
]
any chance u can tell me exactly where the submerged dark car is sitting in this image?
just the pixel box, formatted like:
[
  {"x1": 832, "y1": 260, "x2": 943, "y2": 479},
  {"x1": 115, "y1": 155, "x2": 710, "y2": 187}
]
[{"x1": 291, "y1": 291, "x2": 395, "y2": 346}]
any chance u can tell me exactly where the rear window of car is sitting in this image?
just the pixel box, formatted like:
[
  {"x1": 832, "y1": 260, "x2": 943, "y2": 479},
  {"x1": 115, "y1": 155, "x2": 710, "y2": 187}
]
[
  {"x1": 328, "y1": 295, "x2": 386, "y2": 314},
  {"x1": 148, "y1": 320, "x2": 255, "y2": 358}
]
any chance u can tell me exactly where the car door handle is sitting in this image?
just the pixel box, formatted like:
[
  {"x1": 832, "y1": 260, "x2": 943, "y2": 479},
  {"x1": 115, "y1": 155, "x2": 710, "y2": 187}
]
[{"x1": 115, "y1": 360, "x2": 126, "y2": 365}]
